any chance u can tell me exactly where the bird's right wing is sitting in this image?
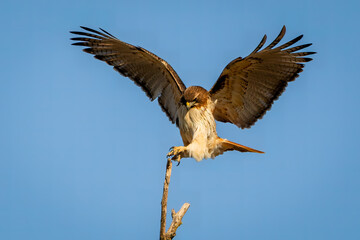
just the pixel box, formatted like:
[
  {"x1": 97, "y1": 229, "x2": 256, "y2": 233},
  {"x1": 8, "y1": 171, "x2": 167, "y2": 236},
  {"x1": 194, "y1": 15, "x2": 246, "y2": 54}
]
[{"x1": 70, "y1": 26, "x2": 186, "y2": 124}]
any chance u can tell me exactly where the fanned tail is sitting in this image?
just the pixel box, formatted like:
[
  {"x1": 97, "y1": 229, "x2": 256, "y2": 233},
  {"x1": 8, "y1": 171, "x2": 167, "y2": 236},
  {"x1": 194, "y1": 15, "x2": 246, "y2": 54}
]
[{"x1": 219, "y1": 138, "x2": 264, "y2": 154}]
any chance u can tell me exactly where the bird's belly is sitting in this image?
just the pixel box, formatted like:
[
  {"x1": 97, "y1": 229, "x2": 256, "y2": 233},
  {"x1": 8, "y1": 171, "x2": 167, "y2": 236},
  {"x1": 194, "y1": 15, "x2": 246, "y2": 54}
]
[{"x1": 177, "y1": 106, "x2": 218, "y2": 160}]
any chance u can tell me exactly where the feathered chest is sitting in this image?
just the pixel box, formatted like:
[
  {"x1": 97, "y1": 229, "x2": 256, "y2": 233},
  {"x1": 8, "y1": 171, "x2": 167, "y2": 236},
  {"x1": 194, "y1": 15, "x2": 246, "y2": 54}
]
[{"x1": 176, "y1": 103, "x2": 217, "y2": 141}]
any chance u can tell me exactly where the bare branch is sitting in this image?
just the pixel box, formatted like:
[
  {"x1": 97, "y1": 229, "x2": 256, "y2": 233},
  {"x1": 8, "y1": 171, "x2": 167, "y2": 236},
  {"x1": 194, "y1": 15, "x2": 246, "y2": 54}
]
[
  {"x1": 160, "y1": 159, "x2": 172, "y2": 240},
  {"x1": 166, "y1": 203, "x2": 191, "y2": 239},
  {"x1": 160, "y1": 159, "x2": 190, "y2": 240}
]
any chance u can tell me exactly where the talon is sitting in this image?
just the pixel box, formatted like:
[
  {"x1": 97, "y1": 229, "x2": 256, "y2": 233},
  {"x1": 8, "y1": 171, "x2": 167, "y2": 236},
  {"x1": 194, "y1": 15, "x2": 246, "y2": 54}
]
[
  {"x1": 170, "y1": 156, "x2": 181, "y2": 166},
  {"x1": 167, "y1": 147, "x2": 174, "y2": 158},
  {"x1": 166, "y1": 151, "x2": 173, "y2": 158},
  {"x1": 166, "y1": 146, "x2": 185, "y2": 164}
]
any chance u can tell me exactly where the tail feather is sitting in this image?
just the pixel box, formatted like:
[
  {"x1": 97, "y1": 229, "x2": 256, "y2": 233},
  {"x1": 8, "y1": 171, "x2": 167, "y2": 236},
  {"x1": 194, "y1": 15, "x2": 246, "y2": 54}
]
[{"x1": 219, "y1": 138, "x2": 264, "y2": 154}]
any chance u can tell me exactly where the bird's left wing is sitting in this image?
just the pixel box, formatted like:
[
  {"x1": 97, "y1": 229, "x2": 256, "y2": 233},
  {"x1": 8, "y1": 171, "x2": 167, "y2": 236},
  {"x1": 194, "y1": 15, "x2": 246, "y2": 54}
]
[
  {"x1": 209, "y1": 26, "x2": 315, "y2": 129},
  {"x1": 70, "y1": 27, "x2": 186, "y2": 124}
]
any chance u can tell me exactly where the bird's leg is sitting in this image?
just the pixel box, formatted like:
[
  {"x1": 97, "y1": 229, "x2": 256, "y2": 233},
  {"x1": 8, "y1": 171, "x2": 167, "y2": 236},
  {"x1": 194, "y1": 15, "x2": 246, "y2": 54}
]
[{"x1": 167, "y1": 146, "x2": 187, "y2": 165}]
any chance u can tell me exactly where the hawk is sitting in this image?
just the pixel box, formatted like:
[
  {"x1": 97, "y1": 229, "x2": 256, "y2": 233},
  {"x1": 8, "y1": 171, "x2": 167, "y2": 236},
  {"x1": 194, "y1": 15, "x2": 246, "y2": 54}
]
[{"x1": 70, "y1": 26, "x2": 314, "y2": 163}]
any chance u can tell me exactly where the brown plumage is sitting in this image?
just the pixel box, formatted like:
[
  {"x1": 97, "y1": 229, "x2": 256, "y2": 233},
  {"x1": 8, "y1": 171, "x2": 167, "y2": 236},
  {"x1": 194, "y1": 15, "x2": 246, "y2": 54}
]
[
  {"x1": 209, "y1": 27, "x2": 315, "y2": 129},
  {"x1": 70, "y1": 26, "x2": 314, "y2": 162}
]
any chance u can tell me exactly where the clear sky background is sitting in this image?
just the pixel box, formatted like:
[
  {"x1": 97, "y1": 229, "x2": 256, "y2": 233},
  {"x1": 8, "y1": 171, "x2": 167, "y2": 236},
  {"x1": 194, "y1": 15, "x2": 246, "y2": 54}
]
[{"x1": 1, "y1": 0, "x2": 359, "y2": 239}]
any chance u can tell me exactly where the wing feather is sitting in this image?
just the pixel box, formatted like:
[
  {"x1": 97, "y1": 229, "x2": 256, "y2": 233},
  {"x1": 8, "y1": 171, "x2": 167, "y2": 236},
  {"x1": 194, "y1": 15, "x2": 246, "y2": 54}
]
[
  {"x1": 264, "y1": 26, "x2": 286, "y2": 49},
  {"x1": 209, "y1": 26, "x2": 315, "y2": 128},
  {"x1": 250, "y1": 34, "x2": 267, "y2": 55},
  {"x1": 70, "y1": 27, "x2": 186, "y2": 124}
]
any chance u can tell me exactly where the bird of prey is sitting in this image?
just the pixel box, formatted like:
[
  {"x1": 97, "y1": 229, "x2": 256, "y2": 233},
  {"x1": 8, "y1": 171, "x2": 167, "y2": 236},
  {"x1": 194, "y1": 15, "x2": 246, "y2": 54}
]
[{"x1": 70, "y1": 26, "x2": 314, "y2": 163}]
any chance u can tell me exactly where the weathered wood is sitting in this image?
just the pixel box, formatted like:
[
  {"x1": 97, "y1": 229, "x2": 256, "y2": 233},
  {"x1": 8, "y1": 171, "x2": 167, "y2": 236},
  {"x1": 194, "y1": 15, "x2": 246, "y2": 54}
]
[
  {"x1": 160, "y1": 159, "x2": 190, "y2": 240},
  {"x1": 160, "y1": 159, "x2": 172, "y2": 240},
  {"x1": 166, "y1": 203, "x2": 190, "y2": 239}
]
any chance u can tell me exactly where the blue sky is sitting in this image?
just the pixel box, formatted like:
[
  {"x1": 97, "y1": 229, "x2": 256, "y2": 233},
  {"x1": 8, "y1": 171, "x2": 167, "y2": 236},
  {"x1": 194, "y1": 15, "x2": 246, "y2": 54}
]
[{"x1": 1, "y1": 0, "x2": 359, "y2": 239}]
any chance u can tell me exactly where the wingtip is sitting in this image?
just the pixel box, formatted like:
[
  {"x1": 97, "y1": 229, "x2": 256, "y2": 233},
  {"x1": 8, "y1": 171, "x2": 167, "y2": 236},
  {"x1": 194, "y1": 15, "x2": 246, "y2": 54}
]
[
  {"x1": 80, "y1": 26, "x2": 96, "y2": 32},
  {"x1": 71, "y1": 42, "x2": 83, "y2": 46},
  {"x1": 99, "y1": 27, "x2": 116, "y2": 38},
  {"x1": 83, "y1": 48, "x2": 93, "y2": 53},
  {"x1": 303, "y1": 57, "x2": 313, "y2": 62}
]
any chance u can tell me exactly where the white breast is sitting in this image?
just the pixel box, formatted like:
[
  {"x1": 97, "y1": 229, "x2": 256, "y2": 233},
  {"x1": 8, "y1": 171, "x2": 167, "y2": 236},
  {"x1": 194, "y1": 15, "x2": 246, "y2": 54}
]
[{"x1": 176, "y1": 100, "x2": 218, "y2": 161}]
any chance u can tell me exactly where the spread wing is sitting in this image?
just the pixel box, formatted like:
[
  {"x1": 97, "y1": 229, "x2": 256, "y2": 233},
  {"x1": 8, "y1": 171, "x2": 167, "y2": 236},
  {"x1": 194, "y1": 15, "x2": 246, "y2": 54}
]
[
  {"x1": 70, "y1": 26, "x2": 186, "y2": 124},
  {"x1": 209, "y1": 26, "x2": 315, "y2": 129}
]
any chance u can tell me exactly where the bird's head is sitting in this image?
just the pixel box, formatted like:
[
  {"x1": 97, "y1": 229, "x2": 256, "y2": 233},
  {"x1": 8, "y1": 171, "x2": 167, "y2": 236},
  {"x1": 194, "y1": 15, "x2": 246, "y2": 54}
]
[{"x1": 181, "y1": 86, "x2": 209, "y2": 110}]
